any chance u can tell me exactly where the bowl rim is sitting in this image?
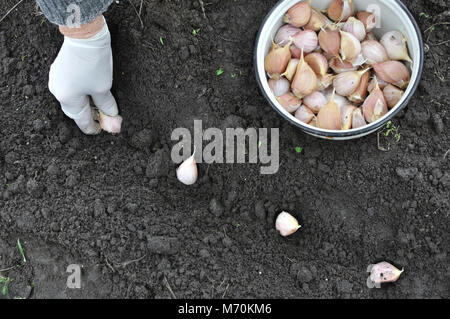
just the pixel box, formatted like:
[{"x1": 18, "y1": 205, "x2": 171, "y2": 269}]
[{"x1": 254, "y1": 0, "x2": 424, "y2": 138}]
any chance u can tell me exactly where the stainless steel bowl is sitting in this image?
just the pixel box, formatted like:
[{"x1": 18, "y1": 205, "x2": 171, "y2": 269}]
[{"x1": 254, "y1": 0, "x2": 424, "y2": 140}]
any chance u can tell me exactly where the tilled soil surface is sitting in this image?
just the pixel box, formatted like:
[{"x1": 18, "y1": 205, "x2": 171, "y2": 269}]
[{"x1": 0, "y1": 0, "x2": 449, "y2": 299}]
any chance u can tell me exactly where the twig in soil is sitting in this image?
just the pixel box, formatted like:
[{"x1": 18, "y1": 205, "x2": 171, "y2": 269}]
[
  {"x1": 199, "y1": 0, "x2": 207, "y2": 19},
  {"x1": 164, "y1": 276, "x2": 177, "y2": 299},
  {"x1": 222, "y1": 284, "x2": 229, "y2": 299},
  {"x1": 444, "y1": 149, "x2": 450, "y2": 159},
  {"x1": 0, "y1": 0, "x2": 24, "y2": 24},
  {"x1": 105, "y1": 257, "x2": 116, "y2": 272},
  {"x1": 127, "y1": 0, "x2": 144, "y2": 29},
  {"x1": 0, "y1": 266, "x2": 15, "y2": 273},
  {"x1": 116, "y1": 255, "x2": 147, "y2": 268},
  {"x1": 377, "y1": 132, "x2": 388, "y2": 152}
]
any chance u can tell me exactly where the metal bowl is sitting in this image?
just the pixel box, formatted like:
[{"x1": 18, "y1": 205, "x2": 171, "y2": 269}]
[{"x1": 254, "y1": 0, "x2": 424, "y2": 140}]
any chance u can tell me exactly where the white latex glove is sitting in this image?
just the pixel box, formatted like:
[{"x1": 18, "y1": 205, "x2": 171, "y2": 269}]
[{"x1": 49, "y1": 19, "x2": 119, "y2": 135}]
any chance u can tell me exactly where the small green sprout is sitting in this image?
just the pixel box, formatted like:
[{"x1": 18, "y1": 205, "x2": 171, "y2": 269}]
[
  {"x1": 192, "y1": 28, "x2": 200, "y2": 36},
  {"x1": 159, "y1": 37, "x2": 164, "y2": 45},
  {"x1": 231, "y1": 73, "x2": 237, "y2": 78},
  {"x1": 383, "y1": 121, "x2": 401, "y2": 142},
  {"x1": 295, "y1": 146, "x2": 303, "y2": 153},
  {"x1": 20, "y1": 55, "x2": 26, "y2": 62},
  {"x1": 216, "y1": 68, "x2": 224, "y2": 76},
  {"x1": 17, "y1": 239, "x2": 26, "y2": 263},
  {"x1": 419, "y1": 12, "x2": 431, "y2": 19}
]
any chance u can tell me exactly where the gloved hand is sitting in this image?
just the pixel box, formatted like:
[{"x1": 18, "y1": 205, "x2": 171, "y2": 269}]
[{"x1": 49, "y1": 18, "x2": 119, "y2": 135}]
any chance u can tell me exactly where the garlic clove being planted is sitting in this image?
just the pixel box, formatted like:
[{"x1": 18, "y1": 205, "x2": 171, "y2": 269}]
[
  {"x1": 380, "y1": 30, "x2": 413, "y2": 64},
  {"x1": 317, "y1": 90, "x2": 341, "y2": 130},
  {"x1": 368, "y1": 262, "x2": 404, "y2": 286},
  {"x1": 352, "y1": 107, "x2": 367, "y2": 129},
  {"x1": 268, "y1": 78, "x2": 291, "y2": 97},
  {"x1": 356, "y1": 11, "x2": 376, "y2": 32},
  {"x1": 99, "y1": 111, "x2": 123, "y2": 134},
  {"x1": 276, "y1": 212, "x2": 301, "y2": 237},
  {"x1": 340, "y1": 30, "x2": 361, "y2": 61},
  {"x1": 282, "y1": 58, "x2": 300, "y2": 82},
  {"x1": 373, "y1": 61, "x2": 411, "y2": 89},
  {"x1": 342, "y1": 17, "x2": 366, "y2": 41},
  {"x1": 295, "y1": 105, "x2": 315, "y2": 124},
  {"x1": 275, "y1": 24, "x2": 302, "y2": 47},
  {"x1": 176, "y1": 151, "x2": 198, "y2": 185},
  {"x1": 291, "y1": 30, "x2": 319, "y2": 54},
  {"x1": 341, "y1": 104, "x2": 357, "y2": 130},
  {"x1": 318, "y1": 25, "x2": 341, "y2": 57},
  {"x1": 325, "y1": 0, "x2": 354, "y2": 22},
  {"x1": 284, "y1": 1, "x2": 312, "y2": 28},
  {"x1": 264, "y1": 42, "x2": 292, "y2": 80},
  {"x1": 383, "y1": 84, "x2": 404, "y2": 109},
  {"x1": 348, "y1": 68, "x2": 370, "y2": 104},
  {"x1": 363, "y1": 78, "x2": 388, "y2": 123},
  {"x1": 304, "y1": 7, "x2": 330, "y2": 31},
  {"x1": 291, "y1": 50, "x2": 318, "y2": 99},
  {"x1": 303, "y1": 91, "x2": 328, "y2": 114},
  {"x1": 333, "y1": 68, "x2": 370, "y2": 97},
  {"x1": 277, "y1": 93, "x2": 302, "y2": 113},
  {"x1": 361, "y1": 40, "x2": 389, "y2": 65},
  {"x1": 305, "y1": 52, "x2": 328, "y2": 76}
]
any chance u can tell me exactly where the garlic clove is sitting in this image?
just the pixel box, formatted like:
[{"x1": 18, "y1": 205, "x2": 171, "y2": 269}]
[
  {"x1": 317, "y1": 90, "x2": 341, "y2": 130},
  {"x1": 309, "y1": 116, "x2": 318, "y2": 127},
  {"x1": 368, "y1": 262, "x2": 404, "y2": 285},
  {"x1": 383, "y1": 84, "x2": 404, "y2": 109},
  {"x1": 295, "y1": 105, "x2": 315, "y2": 124},
  {"x1": 291, "y1": 30, "x2": 319, "y2": 54},
  {"x1": 325, "y1": 0, "x2": 354, "y2": 22},
  {"x1": 380, "y1": 30, "x2": 413, "y2": 64},
  {"x1": 340, "y1": 30, "x2": 361, "y2": 61},
  {"x1": 99, "y1": 111, "x2": 123, "y2": 134},
  {"x1": 290, "y1": 44, "x2": 302, "y2": 59},
  {"x1": 275, "y1": 212, "x2": 301, "y2": 237},
  {"x1": 303, "y1": 91, "x2": 327, "y2": 114},
  {"x1": 305, "y1": 52, "x2": 328, "y2": 76},
  {"x1": 275, "y1": 24, "x2": 302, "y2": 47},
  {"x1": 363, "y1": 79, "x2": 388, "y2": 123},
  {"x1": 291, "y1": 50, "x2": 318, "y2": 99},
  {"x1": 264, "y1": 42, "x2": 292, "y2": 80},
  {"x1": 351, "y1": 107, "x2": 367, "y2": 128},
  {"x1": 318, "y1": 25, "x2": 341, "y2": 57},
  {"x1": 281, "y1": 58, "x2": 299, "y2": 82},
  {"x1": 268, "y1": 78, "x2": 291, "y2": 97},
  {"x1": 323, "y1": 87, "x2": 350, "y2": 109},
  {"x1": 373, "y1": 61, "x2": 411, "y2": 89},
  {"x1": 304, "y1": 7, "x2": 330, "y2": 31},
  {"x1": 342, "y1": 17, "x2": 366, "y2": 41},
  {"x1": 277, "y1": 93, "x2": 302, "y2": 113},
  {"x1": 361, "y1": 40, "x2": 389, "y2": 65},
  {"x1": 329, "y1": 56, "x2": 357, "y2": 73},
  {"x1": 368, "y1": 76, "x2": 389, "y2": 92},
  {"x1": 341, "y1": 104, "x2": 356, "y2": 130},
  {"x1": 349, "y1": 52, "x2": 366, "y2": 67},
  {"x1": 348, "y1": 68, "x2": 370, "y2": 104},
  {"x1": 176, "y1": 152, "x2": 198, "y2": 185},
  {"x1": 356, "y1": 11, "x2": 376, "y2": 32},
  {"x1": 333, "y1": 68, "x2": 369, "y2": 97},
  {"x1": 317, "y1": 73, "x2": 335, "y2": 91},
  {"x1": 284, "y1": 1, "x2": 312, "y2": 28}
]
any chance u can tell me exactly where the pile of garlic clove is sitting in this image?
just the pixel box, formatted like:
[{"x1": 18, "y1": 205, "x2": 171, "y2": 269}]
[{"x1": 265, "y1": 0, "x2": 413, "y2": 130}]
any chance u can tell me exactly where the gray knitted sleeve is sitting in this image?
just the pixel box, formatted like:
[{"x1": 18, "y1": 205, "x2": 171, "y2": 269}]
[{"x1": 36, "y1": 0, "x2": 114, "y2": 26}]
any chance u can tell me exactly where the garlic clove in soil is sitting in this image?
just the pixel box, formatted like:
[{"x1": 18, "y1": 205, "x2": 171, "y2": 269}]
[
  {"x1": 277, "y1": 93, "x2": 302, "y2": 113},
  {"x1": 368, "y1": 262, "x2": 404, "y2": 286},
  {"x1": 348, "y1": 68, "x2": 370, "y2": 104},
  {"x1": 361, "y1": 40, "x2": 389, "y2": 65},
  {"x1": 342, "y1": 17, "x2": 366, "y2": 41},
  {"x1": 341, "y1": 104, "x2": 356, "y2": 130},
  {"x1": 303, "y1": 91, "x2": 328, "y2": 114},
  {"x1": 275, "y1": 212, "x2": 301, "y2": 237},
  {"x1": 373, "y1": 61, "x2": 411, "y2": 89},
  {"x1": 380, "y1": 30, "x2": 413, "y2": 64},
  {"x1": 98, "y1": 111, "x2": 123, "y2": 134},
  {"x1": 383, "y1": 84, "x2": 404, "y2": 109},
  {"x1": 318, "y1": 25, "x2": 341, "y2": 57},
  {"x1": 291, "y1": 30, "x2": 319, "y2": 54},
  {"x1": 295, "y1": 105, "x2": 315, "y2": 124},
  {"x1": 264, "y1": 42, "x2": 292, "y2": 80},
  {"x1": 325, "y1": 0, "x2": 354, "y2": 22},
  {"x1": 340, "y1": 30, "x2": 361, "y2": 61},
  {"x1": 176, "y1": 152, "x2": 198, "y2": 185},
  {"x1": 351, "y1": 107, "x2": 367, "y2": 129},
  {"x1": 362, "y1": 78, "x2": 388, "y2": 123},
  {"x1": 291, "y1": 50, "x2": 318, "y2": 99},
  {"x1": 305, "y1": 52, "x2": 328, "y2": 76},
  {"x1": 356, "y1": 11, "x2": 376, "y2": 32},
  {"x1": 281, "y1": 58, "x2": 300, "y2": 82},
  {"x1": 283, "y1": 1, "x2": 312, "y2": 27},
  {"x1": 275, "y1": 24, "x2": 302, "y2": 47},
  {"x1": 317, "y1": 90, "x2": 341, "y2": 130},
  {"x1": 304, "y1": 7, "x2": 330, "y2": 31},
  {"x1": 268, "y1": 78, "x2": 291, "y2": 97}
]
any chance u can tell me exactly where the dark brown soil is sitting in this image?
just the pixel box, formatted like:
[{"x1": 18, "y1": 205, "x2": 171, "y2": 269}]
[{"x1": 0, "y1": 0, "x2": 449, "y2": 299}]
